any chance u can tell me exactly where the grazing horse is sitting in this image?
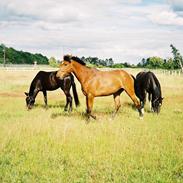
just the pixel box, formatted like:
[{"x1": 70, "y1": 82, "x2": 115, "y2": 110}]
[
  {"x1": 134, "y1": 71, "x2": 163, "y2": 114},
  {"x1": 25, "y1": 71, "x2": 79, "y2": 110},
  {"x1": 56, "y1": 55, "x2": 143, "y2": 120}
]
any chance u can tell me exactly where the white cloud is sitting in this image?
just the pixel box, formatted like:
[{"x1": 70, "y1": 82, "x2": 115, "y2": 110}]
[
  {"x1": 148, "y1": 8, "x2": 183, "y2": 26},
  {"x1": 0, "y1": 0, "x2": 183, "y2": 64}
]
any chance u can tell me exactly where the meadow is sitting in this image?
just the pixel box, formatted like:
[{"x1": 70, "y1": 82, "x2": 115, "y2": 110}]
[{"x1": 0, "y1": 68, "x2": 183, "y2": 183}]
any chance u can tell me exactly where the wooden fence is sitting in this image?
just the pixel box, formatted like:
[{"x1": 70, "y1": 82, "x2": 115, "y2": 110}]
[{"x1": 0, "y1": 64, "x2": 182, "y2": 76}]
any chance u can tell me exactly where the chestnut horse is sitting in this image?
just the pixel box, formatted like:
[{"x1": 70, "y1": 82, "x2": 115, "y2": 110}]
[{"x1": 57, "y1": 55, "x2": 143, "y2": 119}]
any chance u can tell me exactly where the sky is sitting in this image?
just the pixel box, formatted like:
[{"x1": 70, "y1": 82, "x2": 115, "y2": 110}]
[{"x1": 0, "y1": 0, "x2": 183, "y2": 64}]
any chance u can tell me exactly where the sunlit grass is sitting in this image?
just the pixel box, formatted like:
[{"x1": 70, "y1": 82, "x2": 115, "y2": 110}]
[{"x1": 0, "y1": 69, "x2": 183, "y2": 183}]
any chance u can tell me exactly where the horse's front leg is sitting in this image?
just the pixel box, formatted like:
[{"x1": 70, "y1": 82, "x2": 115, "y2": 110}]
[
  {"x1": 140, "y1": 100, "x2": 145, "y2": 116},
  {"x1": 86, "y1": 94, "x2": 96, "y2": 120},
  {"x1": 148, "y1": 93, "x2": 153, "y2": 111},
  {"x1": 63, "y1": 90, "x2": 72, "y2": 112},
  {"x1": 138, "y1": 91, "x2": 146, "y2": 116}
]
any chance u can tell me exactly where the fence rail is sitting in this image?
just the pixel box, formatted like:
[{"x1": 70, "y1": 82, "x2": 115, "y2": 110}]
[
  {"x1": 0, "y1": 64, "x2": 182, "y2": 76},
  {"x1": 0, "y1": 64, "x2": 55, "y2": 71}
]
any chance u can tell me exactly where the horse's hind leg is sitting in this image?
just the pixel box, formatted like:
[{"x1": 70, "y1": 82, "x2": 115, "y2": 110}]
[
  {"x1": 112, "y1": 89, "x2": 124, "y2": 118},
  {"x1": 43, "y1": 90, "x2": 47, "y2": 108}
]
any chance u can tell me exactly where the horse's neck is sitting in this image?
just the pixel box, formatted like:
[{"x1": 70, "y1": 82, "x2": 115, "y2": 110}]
[
  {"x1": 72, "y1": 62, "x2": 93, "y2": 85},
  {"x1": 29, "y1": 83, "x2": 38, "y2": 98},
  {"x1": 152, "y1": 86, "x2": 161, "y2": 100},
  {"x1": 151, "y1": 77, "x2": 161, "y2": 100},
  {"x1": 29, "y1": 84, "x2": 35, "y2": 96}
]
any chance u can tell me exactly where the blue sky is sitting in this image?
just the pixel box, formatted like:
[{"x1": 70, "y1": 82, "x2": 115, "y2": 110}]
[{"x1": 0, "y1": 0, "x2": 183, "y2": 63}]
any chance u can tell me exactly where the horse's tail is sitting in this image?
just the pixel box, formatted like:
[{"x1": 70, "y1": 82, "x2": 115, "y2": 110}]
[
  {"x1": 71, "y1": 74, "x2": 80, "y2": 107},
  {"x1": 131, "y1": 74, "x2": 136, "y2": 81}
]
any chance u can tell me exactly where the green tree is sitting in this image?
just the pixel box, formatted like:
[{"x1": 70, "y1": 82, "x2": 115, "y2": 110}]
[
  {"x1": 49, "y1": 57, "x2": 59, "y2": 67},
  {"x1": 137, "y1": 58, "x2": 146, "y2": 67},
  {"x1": 112, "y1": 63, "x2": 124, "y2": 68},
  {"x1": 0, "y1": 44, "x2": 6, "y2": 66},
  {"x1": 0, "y1": 44, "x2": 48, "y2": 65},
  {"x1": 105, "y1": 58, "x2": 114, "y2": 67},
  {"x1": 164, "y1": 58, "x2": 174, "y2": 70},
  {"x1": 170, "y1": 44, "x2": 183, "y2": 72}
]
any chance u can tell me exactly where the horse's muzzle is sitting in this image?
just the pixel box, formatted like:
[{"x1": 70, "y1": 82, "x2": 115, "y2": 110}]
[{"x1": 26, "y1": 105, "x2": 33, "y2": 110}]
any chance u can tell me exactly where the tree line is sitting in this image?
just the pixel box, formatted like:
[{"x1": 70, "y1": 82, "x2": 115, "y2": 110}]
[
  {"x1": 0, "y1": 44, "x2": 48, "y2": 65},
  {"x1": 51, "y1": 44, "x2": 183, "y2": 70},
  {"x1": 137, "y1": 45, "x2": 183, "y2": 71},
  {"x1": 1, "y1": 43, "x2": 183, "y2": 71}
]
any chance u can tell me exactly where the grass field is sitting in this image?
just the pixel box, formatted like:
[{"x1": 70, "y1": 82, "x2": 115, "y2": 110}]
[{"x1": 0, "y1": 69, "x2": 183, "y2": 183}]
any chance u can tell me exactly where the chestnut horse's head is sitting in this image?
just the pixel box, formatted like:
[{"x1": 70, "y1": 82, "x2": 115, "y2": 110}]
[
  {"x1": 56, "y1": 55, "x2": 85, "y2": 79},
  {"x1": 56, "y1": 55, "x2": 73, "y2": 79}
]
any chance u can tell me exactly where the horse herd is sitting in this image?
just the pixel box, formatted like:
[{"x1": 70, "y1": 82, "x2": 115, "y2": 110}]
[{"x1": 25, "y1": 55, "x2": 163, "y2": 120}]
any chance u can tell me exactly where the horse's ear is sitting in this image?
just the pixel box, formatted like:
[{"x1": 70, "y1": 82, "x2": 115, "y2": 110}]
[{"x1": 24, "y1": 92, "x2": 29, "y2": 96}]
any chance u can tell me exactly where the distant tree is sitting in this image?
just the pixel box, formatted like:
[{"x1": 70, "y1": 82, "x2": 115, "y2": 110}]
[
  {"x1": 0, "y1": 44, "x2": 6, "y2": 66},
  {"x1": 146, "y1": 57, "x2": 164, "y2": 69},
  {"x1": 112, "y1": 63, "x2": 124, "y2": 68},
  {"x1": 49, "y1": 57, "x2": 59, "y2": 67},
  {"x1": 137, "y1": 58, "x2": 146, "y2": 67},
  {"x1": 105, "y1": 58, "x2": 114, "y2": 67},
  {"x1": 82, "y1": 56, "x2": 112, "y2": 67},
  {"x1": 164, "y1": 58, "x2": 174, "y2": 70},
  {"x1": 0, "y1": 44, "x2": 48, "y2": 64},
  {"x1": 137, "y1": 57, "x2": 164, "y2": 69},
  {"x1": 170, "y1": 44, "x2": 183, "y2": 72},
  {"x1": 123, "y1": 62, "x2": 131, "y2": 68}
]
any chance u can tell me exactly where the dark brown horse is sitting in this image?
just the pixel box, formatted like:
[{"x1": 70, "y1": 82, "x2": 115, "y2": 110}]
[
  {"x1": 25, "y1": 71, "x2": 79, "y2": 111},
  {"x1": 56, "y1": 55, "x2": 142, "y2": 120},
  {"x1": 134, "y1": 71, "x2": 163, "y2": 114}
]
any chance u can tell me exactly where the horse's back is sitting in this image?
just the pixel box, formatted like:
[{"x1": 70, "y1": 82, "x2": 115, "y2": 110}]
[
  {"x1": 32, "y1": 71, "x2": 61, "y2": 91},
  {"x1": 135, "y1": 71, "x2": 161, "y2": 95},
  {"x1": 99, "y1": 69, "x2": 132, "y2": 78},
  {"x1": 91, "y1": 69, "x2": 134, "y2": 95}
]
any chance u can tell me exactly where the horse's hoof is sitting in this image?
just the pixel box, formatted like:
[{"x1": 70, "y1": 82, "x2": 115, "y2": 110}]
[{"x1": 92, "y1": 116, "x2": 97, "y2": 120}]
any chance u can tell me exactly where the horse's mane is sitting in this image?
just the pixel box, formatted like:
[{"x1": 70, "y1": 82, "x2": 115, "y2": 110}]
[{"x1": 63, "y1": 55, "x2": 86, "y2": 66}]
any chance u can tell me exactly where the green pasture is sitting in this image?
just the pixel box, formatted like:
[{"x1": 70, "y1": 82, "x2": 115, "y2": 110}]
[{"x1": 0, "y1": 69, "x2": 183, "y2": 183}]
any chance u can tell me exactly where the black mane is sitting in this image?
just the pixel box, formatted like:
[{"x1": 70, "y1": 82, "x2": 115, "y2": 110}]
[
  {"x1": 63, "y1": 55, "x2": 86, "y2": 66},
  {"x1": 63, "y1": 55, "x2": 71, "y2": 62},
  {"x1": 71, "y1": 56, "x2": 86, "y2": 65}
]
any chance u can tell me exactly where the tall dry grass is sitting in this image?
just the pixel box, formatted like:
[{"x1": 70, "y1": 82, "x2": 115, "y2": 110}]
[{"x1": 0, "y1": 69, "x2": 183, "y2": 183}]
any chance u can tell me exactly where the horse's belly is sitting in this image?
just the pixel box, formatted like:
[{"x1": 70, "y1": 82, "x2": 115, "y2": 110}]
[
  {"x1": 83, "y1": 76, "x2": 123, "y2": 96},
  {"x1": 43, "y1": 86, "x2": 59, "y2": 91},
  {"x1": 94, "y1": 85, "x2": 121, "y2": 96}
]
